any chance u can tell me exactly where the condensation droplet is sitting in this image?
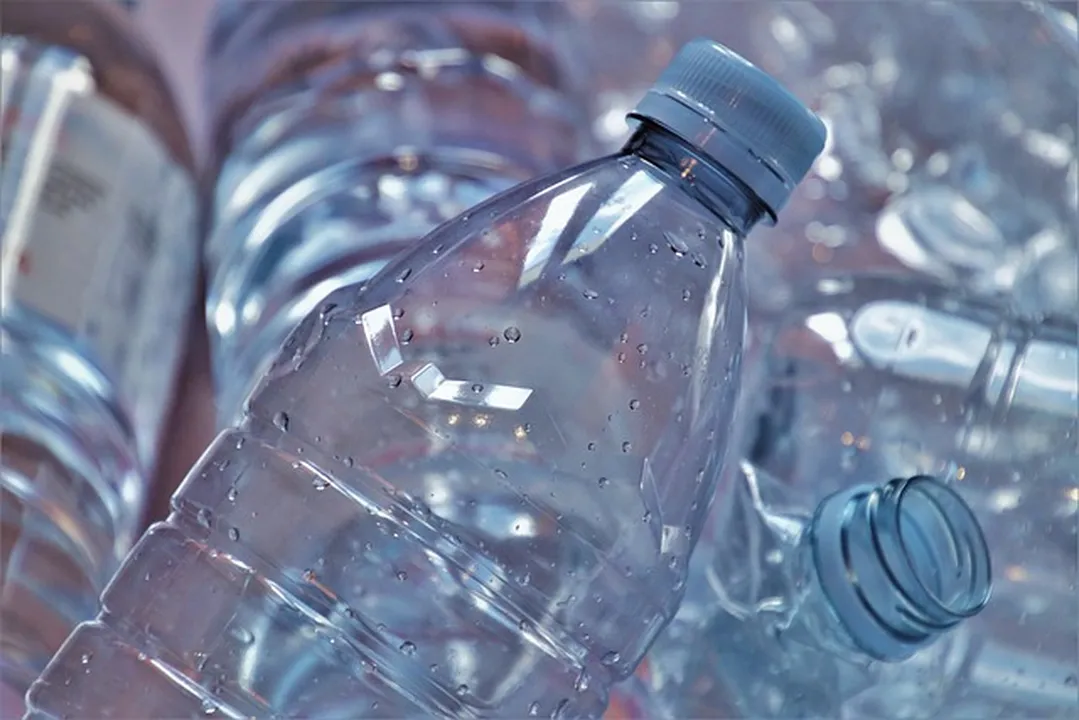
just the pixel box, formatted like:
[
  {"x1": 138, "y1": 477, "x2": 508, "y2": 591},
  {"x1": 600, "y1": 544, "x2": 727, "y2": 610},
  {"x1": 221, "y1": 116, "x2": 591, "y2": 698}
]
[
  {"x1": 395, "y1": 268, "x2": 412, "y2": 283},
  {"x1": 622, "y1": 441, "x2": 632, "y2": 452},
  {"x1": 504, "y1": 326, "x2": 522, "y2": 343},
  {"x1": 387, "y1": 374, "x2": 403, "y2": 388},
  {"x1": 400, "y1": 328, "x2": 414, "y2": 343},
  {"x1": 582, "y1": 289, "x2": 599, "y2": 300},
  {"x1": 272, "y1": 411, "x2": 290, "y2": 432},
  {"x1": 399, "y1": 641, "x2": 416, "y2": 656},
  {"x1": 628, "y1": 399, "x2": 640, "y2": 410},
  {"x1": 597, "y1": 476, "x2": 609, "y2": 488},
  {"x1": 196, "y1": 507, "x2": 213, "y2": 529},
  {"x1": 226, "y1": 486, "x2": 238, "y2": 502},
  {"x1": 228, "y1": 527, "x2": 240, "y2": 542},
  {"x1": 312, "y1": 477, "x2": 330, "y2": 491},
  {"x1": 601, "y1": 651, "x2": 621, "y2": 666}
]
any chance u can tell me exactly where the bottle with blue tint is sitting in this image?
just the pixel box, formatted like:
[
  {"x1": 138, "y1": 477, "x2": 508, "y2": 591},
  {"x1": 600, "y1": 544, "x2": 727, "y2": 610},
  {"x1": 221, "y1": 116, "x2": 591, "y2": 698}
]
[
  {"x1": 641, "y1": 273, "x2": 1078, "y2": 719},
  {"x1": 0, "y1": 0, "x2": 198, "y2": 708},
  {"x1": 25, "y1": 39, "x2": 825, "y2": 719},
  {"x1": 204, "y1": 0, "x2": 591, "y2": 424}
]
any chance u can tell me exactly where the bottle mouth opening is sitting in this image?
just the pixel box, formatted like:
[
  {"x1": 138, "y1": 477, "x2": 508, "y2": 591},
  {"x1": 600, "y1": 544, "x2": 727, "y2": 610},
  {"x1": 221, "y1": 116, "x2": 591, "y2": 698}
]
[
  {"x1": 869, "y1": 475, "x2": 992, "y2": 630},
  {"x1": 811, "y1": 474, "x2": 992, "y2": 661}
]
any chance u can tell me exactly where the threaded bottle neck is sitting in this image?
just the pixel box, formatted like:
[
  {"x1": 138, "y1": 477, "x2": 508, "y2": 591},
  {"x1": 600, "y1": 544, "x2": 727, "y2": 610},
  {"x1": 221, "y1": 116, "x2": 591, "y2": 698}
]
[{"x1": 806, "y1": 475, "x2": 992, "y2": 662}]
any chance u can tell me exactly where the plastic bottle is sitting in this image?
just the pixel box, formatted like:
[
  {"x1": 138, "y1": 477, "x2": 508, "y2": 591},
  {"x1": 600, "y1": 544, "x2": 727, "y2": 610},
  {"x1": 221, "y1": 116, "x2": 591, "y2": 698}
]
[
  {"x1": 25, "y1": 39, "x2": 826, "y2": 718},
  {"x1": 641, "y1": 273, "x2": 1078, "y2": 719},
  {"x1": 0, "y1": 0, "x2": 198, "y2": 706},
  {"x1": 204, "y1": 0, "x2": 591, "y2": 424}
]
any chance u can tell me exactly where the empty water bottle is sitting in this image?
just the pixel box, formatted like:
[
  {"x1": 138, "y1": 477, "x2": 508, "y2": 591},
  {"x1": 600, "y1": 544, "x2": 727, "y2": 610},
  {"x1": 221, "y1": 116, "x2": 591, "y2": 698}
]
[
  {"x1": 641, "y1": 273, "x2": 1078, "y2": 719},
  {"x1": 25, "y1": 39, "x2": 825, "y2": 718},
  {"x1": 0, "y1": 0, "x2": 197, "y2": 706},
  {"x1": 204, "y1": 0, "x2": 591, "y2": 423}
]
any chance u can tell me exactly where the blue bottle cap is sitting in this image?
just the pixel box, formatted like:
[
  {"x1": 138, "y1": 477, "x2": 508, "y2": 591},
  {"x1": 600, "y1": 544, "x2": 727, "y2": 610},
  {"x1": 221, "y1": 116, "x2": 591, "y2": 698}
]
[{"x1": 629, "y1": 38, "x2": 827, "y2": 219}]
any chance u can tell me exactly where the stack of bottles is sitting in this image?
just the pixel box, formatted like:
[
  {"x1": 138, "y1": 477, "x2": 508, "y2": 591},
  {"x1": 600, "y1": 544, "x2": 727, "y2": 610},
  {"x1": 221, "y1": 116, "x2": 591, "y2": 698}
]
[
  {"x1": 23, "y1": 5, "x2": 829, "y2": 715},
  {"x1": 4, "y1": 2, "x2": 1074, "y2": 719}
]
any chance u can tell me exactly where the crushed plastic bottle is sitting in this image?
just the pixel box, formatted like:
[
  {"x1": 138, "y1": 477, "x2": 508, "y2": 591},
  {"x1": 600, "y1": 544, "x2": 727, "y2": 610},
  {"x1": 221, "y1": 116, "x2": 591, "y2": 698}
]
[
  {"x1": 641, "y1": 273, "x2": 1078, "y2": 719},
  {"x1": 25, "y1": 39, "x2": 826, "y2": 719}
]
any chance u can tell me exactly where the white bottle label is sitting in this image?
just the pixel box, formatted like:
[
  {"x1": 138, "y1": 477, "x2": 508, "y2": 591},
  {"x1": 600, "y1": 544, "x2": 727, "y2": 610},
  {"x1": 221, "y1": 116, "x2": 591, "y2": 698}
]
[{"x1": 6, "y1": 90, "x2": 199, "y2": 468}]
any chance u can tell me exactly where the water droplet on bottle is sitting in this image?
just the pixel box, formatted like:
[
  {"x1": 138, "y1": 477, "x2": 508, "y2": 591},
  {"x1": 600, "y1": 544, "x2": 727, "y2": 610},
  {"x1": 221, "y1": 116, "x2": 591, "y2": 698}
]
[
  {"x1": 616, "y1": 351, "x2": 626, "y2": 363},
  {"x1": 344, "y1": 456, "x2": 355, "y2": 468},
  {"x1": 494, "y1": 468, "x2": 508, "y2": 479},
  {"x1": 396, "y1": 570, "x2": 408, "y2": 582},
  {"x1": 573, "y1": 669, "x2": 590, "y2": 693},
  {"x1": 665, "y1": 232, "x2": 688, "y2": 257},
  {"x1": 228, "y1": 527, "x2": 240, "y2": 541},
  {"x1": 628, "y1": 399, "x2": 640, "y2": 410},
  {"x1": 234, "y1": 437, "x2": 245, "y2": 450},
  {"x1": 528, "y1": 701, "x2": 541, "y2": 716},
  {"x1": 201, "y1": 698, "x2": 217, "y2": 716},
  {"x1": 272, "y1": 411, "x2": 290, "y2": 432},
  {"x1": 471, "y1": 383, "x2": 484, "y2": 393},
  {"x1": 196, "y1": 508, "x2": 213, "y2": 528},
  {"x1": 387, "y1": 374, "x2": 403, "y2": 388},
  {"x1": 473, "y1": 261, "x2": 485, "y2": 272},
  {"x1": 682, "y1": 288, "x2": 692, "y2": 301},
  {"x1": 399, "y1": 640, "x2": 416, "y2": 656},
  {"x1": 636, "y1": 343, "x2": 648, "y2": 355},
  {"x1": 488, "y1": 335, "x2": 500, "y2": 346},
  {"x1": 648, "y1": 242, "x2": 659, "y2": 254},
  {"x1": 312, "y1": 477, "x2": 330, "y2": 491},
  {"x1": 400, "y1": 328, "x2": 414, "y2": 343},
  {"x1": 691, "y1": 252, "x2": 707, "y2": 268},
  {"x1": 80, "y1": 652, "x2": 92, "y2": 665},
  {"x1": 455, "y1": 684, "x2": 469, "y2": 697},
  {"x1": 600, "y1": 651, "x2": 621, "y2": 667},
  {"x1": 582, "y1": 289, "x2": 599, "y2": 300},
  {"x1": 504, "y1": 326, "x2": 522, "y2": 343},
  {"x1": 226, "y1": 486, "x2": 238, "y2": 502},
  {"x1": 643, "y1": 510, "x2": 653, "y2": 523},
  {"x1": 622, "y1": 441, "x2": 632, "y2": 452},
  {"x1": 429, "y1": 663, "x2": 439, "y2": 673},
  {"x1": 597, "y1": 476, "x2": 609, "y2": 488}
]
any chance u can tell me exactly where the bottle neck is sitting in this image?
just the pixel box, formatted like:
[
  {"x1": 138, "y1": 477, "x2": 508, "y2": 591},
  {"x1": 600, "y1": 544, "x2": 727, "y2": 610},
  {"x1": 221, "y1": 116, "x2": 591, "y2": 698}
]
[
  {"x1": 785, "y1": 476, "x2": 991, "y2": 663},
  {"x1": 623, "y1": 122, "x2": 769, "y2": 237}
]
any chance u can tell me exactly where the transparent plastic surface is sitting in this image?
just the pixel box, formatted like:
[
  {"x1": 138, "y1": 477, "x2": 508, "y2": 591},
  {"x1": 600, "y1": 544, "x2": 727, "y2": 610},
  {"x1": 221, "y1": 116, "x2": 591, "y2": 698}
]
[
  {"x1": 1, "y1": 0, "x2": 196, "y2": 704},
  {"x1": 642, "y1": 274, "x2": 1078, "y2": 719},
  {"x1": 572, "y1": 1, "x2": 1078, "y2": 319},
  {"x1": 27, "y1": 121, "x2": 764, "y2": 718},
  {"x1": 205, "y1": 0, "x2": 590, "y2": 423}
]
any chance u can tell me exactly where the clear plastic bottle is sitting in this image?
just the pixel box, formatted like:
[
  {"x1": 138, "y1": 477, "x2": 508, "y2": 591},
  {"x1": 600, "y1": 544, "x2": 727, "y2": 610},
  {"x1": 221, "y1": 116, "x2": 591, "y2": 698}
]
[
  {"x1": 25, "y1": 39, "x2": 825, "y2": 719},
  {"x1": 204, "y1": 0, "x2": 591, "y2": 424},
  {"x1": 0, "y1": 0, "x2": 198, "y2": 706},
  {"x1": 642, "y1": 273, "x2": 1078, "y2": 719}
]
